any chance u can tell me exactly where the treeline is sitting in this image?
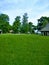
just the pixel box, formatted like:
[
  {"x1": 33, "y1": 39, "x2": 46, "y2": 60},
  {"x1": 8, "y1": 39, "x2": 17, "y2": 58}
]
[
  {"x1": 0, "y1": 13, "x2": 49, "y2": 33},
  {"x1": 0, "y1": 13, "x2": 35, "y2": 33}
]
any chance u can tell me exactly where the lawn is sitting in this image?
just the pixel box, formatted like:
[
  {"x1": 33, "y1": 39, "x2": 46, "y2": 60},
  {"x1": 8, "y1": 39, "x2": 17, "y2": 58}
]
[{"x1": 0, "y1": 34, "x2": 49, "y2": 65}]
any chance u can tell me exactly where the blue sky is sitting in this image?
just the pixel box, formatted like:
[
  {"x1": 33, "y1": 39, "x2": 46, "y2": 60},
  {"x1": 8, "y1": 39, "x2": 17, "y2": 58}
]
[{"x1": 0, "y1": 0, "x2": 49, "y2": 25}]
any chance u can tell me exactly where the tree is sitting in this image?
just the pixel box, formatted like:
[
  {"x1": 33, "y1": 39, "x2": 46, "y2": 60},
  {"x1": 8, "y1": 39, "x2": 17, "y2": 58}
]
[
  {"x1": 37, "y1": 16, "x2": 49, "y2": 30},
  {"x1": 21, "y1": 13, "x2": 29, "y2": 33},
  {"x1": 13, "y1": 16, "x2": 21, "y2": 33},
  {"x1": 22, "y1": 13, "x2": 28, "y2": 24},
  {"x1": 0, "y1": 14, "x2": 10, "y2": 33},
  {"x1": 28, "y1": 22, "x2": 33, "y2": 33}
]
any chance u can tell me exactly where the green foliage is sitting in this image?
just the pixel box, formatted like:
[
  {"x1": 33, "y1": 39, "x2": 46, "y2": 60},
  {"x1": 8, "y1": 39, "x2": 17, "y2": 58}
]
[
  {"x1": 22, "y1": 13, "x2": 29, "y2": 33},
  {"x1": 0, "y1": 14, "x2": 9, "y2": 21},
  {"x1": 21, "y1": 23, "x2": 29, "y2": 33},
  {"x1": 29, "y1": 22, "x2": 34, "y2": 33},
  {"x1": 37, "y1": 16, "x2": 49, "y2": 30},
  {"x1": 1, "y1": 13, "x2": 49, "y2": 34},
  {"x1": 0, "y1": 14, "x2": 10, "y2": 33},
  {"x1": 22, "y1": 13, "x2": 28, "y2": 25},
  {"x1": 13, "y1": 16, "x2": 21, "y2": 33},
  {"x1": 0, "y1": 34, "x2": 49, "y2": 65}
]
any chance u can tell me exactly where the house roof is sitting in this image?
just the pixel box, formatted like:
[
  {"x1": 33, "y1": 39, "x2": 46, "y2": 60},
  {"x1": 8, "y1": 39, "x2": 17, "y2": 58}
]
[{"x1": 41, "y1": 23, "x2": 49, "y2": 31}]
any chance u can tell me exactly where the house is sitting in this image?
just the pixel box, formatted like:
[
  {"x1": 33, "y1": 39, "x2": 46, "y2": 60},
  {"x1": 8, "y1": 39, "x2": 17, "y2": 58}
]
[{"x1": 41, "y1": 23, "x2": 49, "y2": 36}]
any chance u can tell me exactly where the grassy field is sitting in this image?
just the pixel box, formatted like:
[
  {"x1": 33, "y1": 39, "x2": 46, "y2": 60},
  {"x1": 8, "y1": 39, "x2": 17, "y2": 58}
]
[{"x1": 0, "y1": 34, "x2": 49, "y2": 65}]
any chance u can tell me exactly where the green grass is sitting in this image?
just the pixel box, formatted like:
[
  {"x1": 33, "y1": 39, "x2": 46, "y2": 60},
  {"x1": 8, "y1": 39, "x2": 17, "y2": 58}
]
[{"x1": 0, "y1": 34, "x2": 49, "y2": 65}]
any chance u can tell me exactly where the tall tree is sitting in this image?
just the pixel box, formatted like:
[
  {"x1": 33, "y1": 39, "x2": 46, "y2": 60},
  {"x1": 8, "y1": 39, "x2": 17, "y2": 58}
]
[
  {"x1": 22, "y1": 13, "x2": 29, "y2": 33},
  {"x1": 0, "y1": 14, "x2": 10, "y2": 33},
  {"x1": 13, "y1": 16, "x2": 21, "y2": 33},
  {"x1": 37, "y1": 16, "x2": 49, "y2": 30},
  {"x1": 22, "y1": 13, "x2": 28, "y2": 24}
]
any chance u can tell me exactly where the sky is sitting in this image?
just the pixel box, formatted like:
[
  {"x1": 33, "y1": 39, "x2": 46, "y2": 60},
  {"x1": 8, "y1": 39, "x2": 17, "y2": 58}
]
[{"x1": 0, "y1": 0, "x2": 49, "y2": 25}]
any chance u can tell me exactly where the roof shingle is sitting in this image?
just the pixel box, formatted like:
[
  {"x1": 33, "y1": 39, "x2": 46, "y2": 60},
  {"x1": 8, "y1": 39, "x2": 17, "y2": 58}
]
[{"x1": 41, "y1": 23, "x2": 49, "y2": 31}]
